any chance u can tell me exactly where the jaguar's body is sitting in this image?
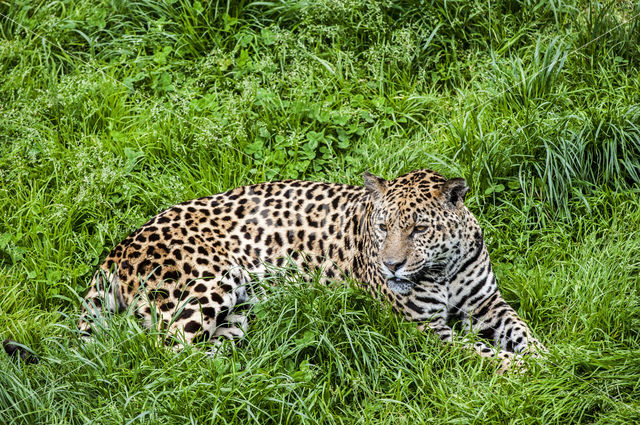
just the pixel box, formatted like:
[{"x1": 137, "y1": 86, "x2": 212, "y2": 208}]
[{"x1": 79, "y1": 169, "x2": 543, "y2": 371}]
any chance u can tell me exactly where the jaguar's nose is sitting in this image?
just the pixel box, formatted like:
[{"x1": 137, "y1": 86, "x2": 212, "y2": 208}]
[{"x1": 383, "y1": 259, "x2": 406, "y2": 273}]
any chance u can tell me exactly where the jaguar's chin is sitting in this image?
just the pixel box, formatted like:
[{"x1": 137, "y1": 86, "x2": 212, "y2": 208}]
[{"x1": 386, "y1": 278, "x2": 415, "y2": 295}]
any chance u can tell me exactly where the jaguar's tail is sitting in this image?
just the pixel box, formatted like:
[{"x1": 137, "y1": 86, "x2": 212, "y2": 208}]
[{"x1": 3, "y1": 339, "x2": 39, "y2": 364}]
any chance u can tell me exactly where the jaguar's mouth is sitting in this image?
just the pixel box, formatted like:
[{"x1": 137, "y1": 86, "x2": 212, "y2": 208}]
[
  {"x1": 386, "y1": 278, "x2": 415, "y2": 295},
  {"x1": 385, "y1": 264, "x2": 446, "y2": 295}
]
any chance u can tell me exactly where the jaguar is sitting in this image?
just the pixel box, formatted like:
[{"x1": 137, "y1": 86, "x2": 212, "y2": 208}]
[{"x1": 6, "y1": 170, "x2": 544, "y2": 372}]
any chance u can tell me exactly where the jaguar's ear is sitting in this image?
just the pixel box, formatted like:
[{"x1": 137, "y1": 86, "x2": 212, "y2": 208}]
[
  {"x1": 363, "y1": 172, "x2": 388, "y2": 200},
  {"x1": 439, "y1": 178, "x2": 469, "y2": 207}
]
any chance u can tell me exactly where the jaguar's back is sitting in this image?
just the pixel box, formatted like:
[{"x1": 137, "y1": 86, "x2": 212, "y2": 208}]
[{"x1": 80, "y1": 179, "x2": 368, "y2": 346}]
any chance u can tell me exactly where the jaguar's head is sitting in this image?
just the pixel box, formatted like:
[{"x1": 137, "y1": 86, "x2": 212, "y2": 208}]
[{"x1": 364, "y1": 170, "x2": 472, "y2": 295}]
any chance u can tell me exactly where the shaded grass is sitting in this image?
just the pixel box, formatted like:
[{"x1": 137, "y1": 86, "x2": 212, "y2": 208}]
[{"x1": 1, "y1": 0, "x2": 640, "y2": 423}]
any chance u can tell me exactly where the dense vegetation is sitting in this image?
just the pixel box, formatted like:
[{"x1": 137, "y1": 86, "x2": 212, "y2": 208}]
[{"x1": 1, "y1": 0, "x2": 639, "y2": 423}]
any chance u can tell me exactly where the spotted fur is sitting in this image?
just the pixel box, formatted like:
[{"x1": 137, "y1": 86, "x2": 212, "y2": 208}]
[{"x1": 79, "y1": 169, "x2": 544, "y2": 371}]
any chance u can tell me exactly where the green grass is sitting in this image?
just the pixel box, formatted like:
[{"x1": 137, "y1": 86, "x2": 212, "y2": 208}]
[{"x1": 1, "y1": 0, "x2": 640, "y2": 423}]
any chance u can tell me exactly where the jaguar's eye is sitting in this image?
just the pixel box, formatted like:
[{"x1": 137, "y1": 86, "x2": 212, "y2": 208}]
[
  {"x1": 379, "y1": 223, "x2": 387, "y2": 232},
  {"x1": 413, "y1": 225, "x2": 427, "y2": 233}
]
